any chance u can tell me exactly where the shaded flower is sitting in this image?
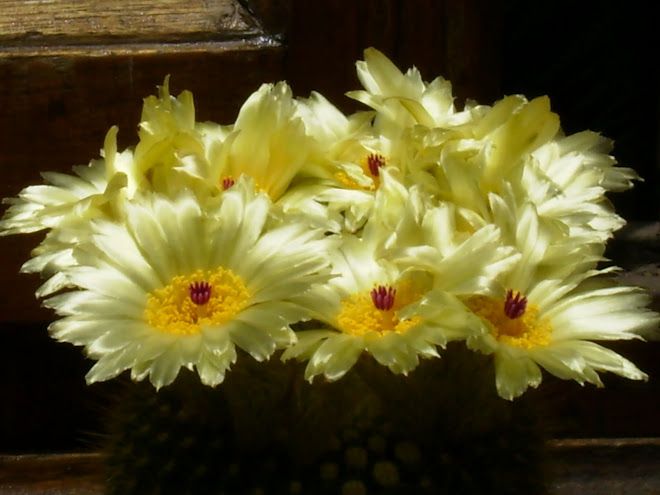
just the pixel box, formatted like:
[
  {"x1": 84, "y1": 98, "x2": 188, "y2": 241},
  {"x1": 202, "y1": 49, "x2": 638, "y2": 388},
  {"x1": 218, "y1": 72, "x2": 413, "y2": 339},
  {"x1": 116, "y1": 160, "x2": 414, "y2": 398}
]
[{"x1": 520, "y1": 130, "x2": 637, "y2": 242}]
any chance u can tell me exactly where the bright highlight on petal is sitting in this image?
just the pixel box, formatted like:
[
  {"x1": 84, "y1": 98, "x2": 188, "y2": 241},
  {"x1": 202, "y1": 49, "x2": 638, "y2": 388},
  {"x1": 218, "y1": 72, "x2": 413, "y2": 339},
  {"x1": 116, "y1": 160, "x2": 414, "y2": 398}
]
[{"x1": 145, "y1": 268, "x2": 250, "y2": 335}]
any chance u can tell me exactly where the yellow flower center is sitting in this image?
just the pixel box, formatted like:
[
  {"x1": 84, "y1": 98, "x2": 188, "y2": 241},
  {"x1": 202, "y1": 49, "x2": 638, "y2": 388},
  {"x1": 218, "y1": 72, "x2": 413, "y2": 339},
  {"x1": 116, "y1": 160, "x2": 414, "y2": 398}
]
[
  {"x1": 220, "y1": 173, "x2": 269, "y2": 196},
  {"x1": 332, "y1": 153, "x2": 388, "y2": 191},
  {"x1": 462, "y1": 291, "x2": 552, "y2": 349},
  {"x1": 336, "y1": 281, "x2": 422, "y2": 337},
  {"x1": 144, "y1": 267, "x2": 250, "y2": 335}
]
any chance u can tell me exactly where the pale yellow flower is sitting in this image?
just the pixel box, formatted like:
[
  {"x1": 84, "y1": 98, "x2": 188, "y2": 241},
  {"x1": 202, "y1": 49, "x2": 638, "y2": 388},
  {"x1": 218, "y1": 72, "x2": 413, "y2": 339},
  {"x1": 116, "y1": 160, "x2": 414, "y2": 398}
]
[
  {"x1": 281, "y1": 230, "x2": 469, "y2": 382},
  {"x1": 380, "y1": 185, "x2": 656, "y2": 399},
  {"x1": 46, "y1": 179, "x2": 333, "y2": 389},
  {"x1": 277, "y1": 118, "x2": 426, "y2": 233},
  {"x1": 416, "y1": 94, "x2": 559, "y2": 203},
  {"x1": 293, "y1": 91, "x2": 373, "y2": 176},
  {"x1": 410, "y1": 93, "x2": 631, "y2": 248},
  {"x1": 132, "y1": 77, "x2": 228, "y2": 198},
  {"x1": 207, "y1": 82, "x2": 315, "y2": 202},
  {"x1": 0, "y1": 78, "x2": 225, "y2": 295},
  {"x1": 384, "y1": 195, "x2": 521, "y2": 296},
  {"x1": 520, "y1": 130, "x2": 637, "y2": 242},
  {"x1": 462, "y1": 271, "x2": 656, "y2": 400},
  {"x1": 459, "y1": 203, "x2": 658, "y2": 399},
  {"x1": 281, "y1": 185, "x2": 517, "y2": 381},
  {"x1": 0, "y1": 129, "x2": 136, "y2": 296},
  {"x1": 0, "y1": 128, "x2": 131, "y2": 236},
  {"x1": 347, "y1": 47, "x2": 473, "y2": 128},
  {"x1": 487, "y1": 186, "x2": 608, "y2": 279}
]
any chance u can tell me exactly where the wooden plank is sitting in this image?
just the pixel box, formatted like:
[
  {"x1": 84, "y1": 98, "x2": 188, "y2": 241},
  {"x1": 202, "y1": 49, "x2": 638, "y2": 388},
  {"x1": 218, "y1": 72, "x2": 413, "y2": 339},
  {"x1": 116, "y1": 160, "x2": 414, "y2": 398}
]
[
  {"x1": 242, "y1": 0, "x2": 291, "y2": 40},
  {"x1": 548, "y1": 438, "x2": 660, "y2": 495},
  {"x1": 1, "y1": 440, "x2": 659, "y2": 494},
  {"x1": 0, "y1": 453, "x2": 105, "y2": 494},
  {"x1": 0, "y1": 0, "x2": 260, "y2": 49}
]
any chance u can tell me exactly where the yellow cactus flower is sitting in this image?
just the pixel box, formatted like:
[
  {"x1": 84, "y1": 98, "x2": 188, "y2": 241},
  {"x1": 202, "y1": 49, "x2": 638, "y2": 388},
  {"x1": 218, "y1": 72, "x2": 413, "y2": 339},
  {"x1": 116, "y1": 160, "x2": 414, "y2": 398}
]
[
  {"x1": 281, "y1": 188, "x2": 516, "y2": 382},
  {"x1": 460, "y1": 203, "x2": 658, "y2": 399},
  {"x1": 347, "y1": 47, "x2": 473, "y2": 129},
  {"x1": 45, "y1": 179, "x2": 333, "y2": 389},
  {"x1": 207, "y1": 82, "x2": 315, "y2": 202}
]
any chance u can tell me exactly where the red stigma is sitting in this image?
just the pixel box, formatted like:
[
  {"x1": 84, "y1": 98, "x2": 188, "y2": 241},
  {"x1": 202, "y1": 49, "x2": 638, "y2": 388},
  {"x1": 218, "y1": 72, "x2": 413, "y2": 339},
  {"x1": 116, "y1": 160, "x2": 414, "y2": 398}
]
[
  {"x1": 371, "y1": 285, "x2": 396, "y2": 311},
  {"x1": 367, "y1": 153, "x2": 386, "y2": 177},
  {"x1": 222, "y1": 177, "x2": 236, "y2": 190},
  {"x1": 189, "y1": 281, "x2": 212, "y2": 305},
  {"x1": 504, "y1": 289, "x2": 527, "y2": 319}
]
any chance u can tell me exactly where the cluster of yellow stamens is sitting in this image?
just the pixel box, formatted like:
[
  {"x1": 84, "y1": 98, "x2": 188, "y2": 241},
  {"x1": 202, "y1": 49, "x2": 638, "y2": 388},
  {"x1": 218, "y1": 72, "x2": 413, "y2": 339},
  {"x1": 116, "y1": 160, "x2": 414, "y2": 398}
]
[
  {"x1": 144, "y1": 267, "x2": 250, "y2": 335},
  {"x1": 462, "y1": 290, "x2": 551, "y2": 349},
  {"x1": 337, "y1": 281, "x2": 421, "y2": 337},
  {"x1": 333, "y1": 153, "x2": 388, "y2": 191}
]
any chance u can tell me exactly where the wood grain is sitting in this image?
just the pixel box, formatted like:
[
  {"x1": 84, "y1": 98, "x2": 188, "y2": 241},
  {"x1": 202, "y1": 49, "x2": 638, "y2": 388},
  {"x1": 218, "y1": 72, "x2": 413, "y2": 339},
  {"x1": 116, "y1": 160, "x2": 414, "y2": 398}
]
[
  {"x1": 548, "y1": 438, "x2": 660, "y2": 495},
  {"x1": 0, "y1": 0, "x2": 259, "y2": 50},
  {"x1": 0, "y1": 453, "x2": 105, "y2": 494},
  {"x1": 1, "y1": 440, "x2": 659, "y2": 494}
]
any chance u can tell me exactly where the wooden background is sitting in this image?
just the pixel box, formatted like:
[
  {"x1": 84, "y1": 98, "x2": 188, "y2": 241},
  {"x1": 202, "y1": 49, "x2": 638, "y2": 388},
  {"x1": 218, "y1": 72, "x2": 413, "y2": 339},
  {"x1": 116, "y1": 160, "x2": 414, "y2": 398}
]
[{"x1": 0, "y1": 0, "x2": 658, "y2": 458}]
